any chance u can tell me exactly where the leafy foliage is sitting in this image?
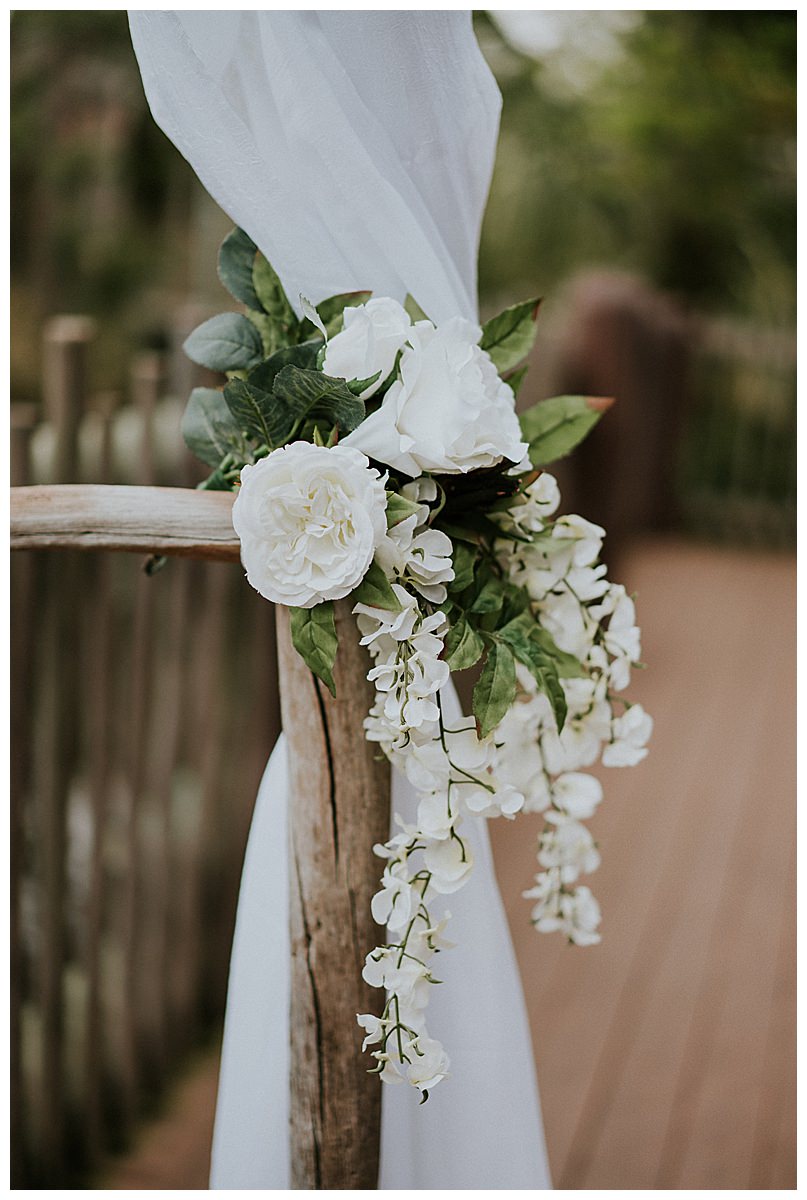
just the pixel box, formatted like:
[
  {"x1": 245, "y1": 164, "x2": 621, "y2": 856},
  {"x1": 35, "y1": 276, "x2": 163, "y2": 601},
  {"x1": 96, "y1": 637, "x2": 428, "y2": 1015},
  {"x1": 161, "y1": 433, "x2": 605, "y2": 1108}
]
[
  {"x1": 289, "y1": 602, "x2": 339, "y2": 696},
  {"x1": 183, "y1": 312, "x2": 264, "y2": 372},
  {"x1": 181, "y1": 387, "x2": 249, "y2": 468},
  {"x1": 479, "y1": 297, "x2": 540, "y2": 372},
  {"x1": 520, "y1": 394, "x2": 611, "y2": 467}
]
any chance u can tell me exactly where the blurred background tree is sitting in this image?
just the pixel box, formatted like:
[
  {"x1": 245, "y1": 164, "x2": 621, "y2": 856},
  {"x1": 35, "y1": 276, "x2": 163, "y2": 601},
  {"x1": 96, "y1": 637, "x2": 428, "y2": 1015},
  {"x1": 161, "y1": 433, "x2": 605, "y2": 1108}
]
[
  {"x1": 11, "y1": 10, "x2": 795, "y2": 400},
  {"x1": 478, "y1": 10, "x2": 795, "y2": 321}
]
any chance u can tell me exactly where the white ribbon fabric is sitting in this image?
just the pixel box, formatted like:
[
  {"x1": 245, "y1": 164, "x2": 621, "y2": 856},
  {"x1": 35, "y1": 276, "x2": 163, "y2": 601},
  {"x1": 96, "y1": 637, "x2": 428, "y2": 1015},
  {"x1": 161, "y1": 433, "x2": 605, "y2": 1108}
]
[{"x1": 128, "y1": 10, "x2": 551, "y2": 1188}]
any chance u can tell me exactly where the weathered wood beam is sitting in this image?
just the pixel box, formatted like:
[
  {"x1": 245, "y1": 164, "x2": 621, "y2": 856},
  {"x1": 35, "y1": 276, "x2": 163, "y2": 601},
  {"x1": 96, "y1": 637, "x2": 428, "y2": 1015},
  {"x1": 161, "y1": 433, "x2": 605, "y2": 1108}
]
[
  {"x1": 10, "y1": 484, "x2": 239, "y2": 560},
  {"x1": 277, "y1": 602, "x2": 389, "y2": 1189}
]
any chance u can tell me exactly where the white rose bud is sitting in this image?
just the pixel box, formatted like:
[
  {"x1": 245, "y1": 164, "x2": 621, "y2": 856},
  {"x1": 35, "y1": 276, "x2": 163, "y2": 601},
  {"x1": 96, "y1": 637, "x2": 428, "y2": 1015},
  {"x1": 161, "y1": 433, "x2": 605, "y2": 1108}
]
[
  {"x1": 322, "y1": 297, "x2": 412, "y2": 398},
  {"x1": 232, "y1": 442, "x2": 387, "y2": 608},
  {"x1": 343, "y1": 316, "x2": 529, "y2": 476}
]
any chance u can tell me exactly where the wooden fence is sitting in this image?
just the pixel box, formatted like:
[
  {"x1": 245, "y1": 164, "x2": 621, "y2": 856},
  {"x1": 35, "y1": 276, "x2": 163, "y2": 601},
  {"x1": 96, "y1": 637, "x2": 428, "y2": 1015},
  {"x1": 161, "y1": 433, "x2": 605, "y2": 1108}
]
[
  {"x1": 10, "y1": 285, "x2": 795, "y2": 1187},
  {"x1": 11, "y1": 319, "x2": 279, "y2": 1187}
]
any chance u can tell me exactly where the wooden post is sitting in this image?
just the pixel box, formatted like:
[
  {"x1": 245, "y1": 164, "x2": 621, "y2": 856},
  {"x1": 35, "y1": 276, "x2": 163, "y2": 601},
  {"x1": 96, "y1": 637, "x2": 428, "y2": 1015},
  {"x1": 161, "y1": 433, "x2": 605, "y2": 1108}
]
[
  {"x1": 11, "y1": 483, "x2": 390, "y2": 1189},
  {"x1": 277, "y1": 602, "x2": 389, "y2": 1190}
]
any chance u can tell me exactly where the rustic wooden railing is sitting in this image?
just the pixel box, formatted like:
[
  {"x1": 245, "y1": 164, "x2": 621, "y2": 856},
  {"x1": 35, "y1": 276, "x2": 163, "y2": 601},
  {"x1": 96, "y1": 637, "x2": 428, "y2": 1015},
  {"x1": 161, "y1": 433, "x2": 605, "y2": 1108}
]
[{"x1": 11, "y1": 482, "x2": 388, "y2": 1189}]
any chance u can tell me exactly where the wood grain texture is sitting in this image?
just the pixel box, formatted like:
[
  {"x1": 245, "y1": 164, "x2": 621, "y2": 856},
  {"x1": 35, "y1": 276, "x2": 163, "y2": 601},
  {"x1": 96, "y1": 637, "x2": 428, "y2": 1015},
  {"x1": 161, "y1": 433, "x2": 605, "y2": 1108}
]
[
  {"x1": 10, "y1": 485, "x2": 240, "y2": 560},
  {"x1": 276, "y1": 601, "x2": 390, "y2": 1190}
]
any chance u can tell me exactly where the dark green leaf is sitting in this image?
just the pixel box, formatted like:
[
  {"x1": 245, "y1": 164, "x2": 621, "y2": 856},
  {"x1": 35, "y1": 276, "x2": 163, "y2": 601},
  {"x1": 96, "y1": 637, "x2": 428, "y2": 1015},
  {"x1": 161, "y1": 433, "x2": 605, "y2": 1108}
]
[
  {"x1": 520, "y1": 394, "x2": 611, "y2": 467},
  {"x1": 498, "y1": 582, "x2": 530, "y2": 626},
  {"x1": 247, "y1": 310, "x2": 283, "y2": 357},
  {"x1": 181, "y1": 386, "x2": 248, "y2": 468},
  {"x1": 531, "y1": 625, "x2": 586, "y2": 678},
  {"x1": 183, "y1": 312, "x2": 264, "y2": 372},
  {"x1": 535, "y1": 663, "x2": 567, "y2": 732},
  {"x1": 469, "y1": 576, "x2": 505, "y2": 615},
  {"x1": 196, "y1": 465, "x2": 232, "y2": 492},
  {"x1": 352, "y1": 560, "x2": 402, "y2": 611},
  {"x1": 480, "y1": 297, "x2": 540, "y2": 373},
  {"x1": 223, "y1": 377, "x2": 275, "y2": 446},
  {"x1": 443, "y1": 616, "x2": 485, "y2": 671},
  {"x1": 252, "y1": 254, "x2": 297, "y2": 327},
  {"x1": 289, "y1": 602, "x2": 338, "y2": 697},
  {"x1": 217, "y1": 227, "x2": 261, "y2": 310},
  {"x1": 448, "y1": 541, "x2": 477, "y2": 593},
  {"x1": 248, "y1": 342, "x2": 320, "y2": 393},
  {"x1": 347, "y1": 370, "x2": 381, "y2": 395},
  {"x1": 272, "y1": 366, "x2": 365, "y2": 434},
  {"x1": 473, "y1": 641, "x2": 517, "y2": 737},
  {"x1": 496, "y1": 619, "x2": 569, "y2": 730}
]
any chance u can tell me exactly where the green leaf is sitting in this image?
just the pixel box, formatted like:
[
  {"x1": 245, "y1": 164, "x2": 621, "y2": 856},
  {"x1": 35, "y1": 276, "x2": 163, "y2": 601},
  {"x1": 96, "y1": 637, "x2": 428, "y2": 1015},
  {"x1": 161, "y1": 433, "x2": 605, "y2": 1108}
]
[
  {"x1": 473, "y1": 642, "x2": 517, "y2": 738},
  {"x1": 352, "y1": 560, "x2": 402, "y2": 611},
  {"x1": 496, "y1": 618, "x2": 569, "y2": 731},
  {"x1": 196, "y1": 465, "x2": 232, "y2": 491},
  {"x1": 246, "y1": 309, "x2": 283, "y2": 358},
  {"x1": 272, "y1": 366, "x2": 365, "y2": 434},
  {"x1": 183, "y1": 313, "x2": 264, "y2": 372},
  {"x1": 443, "y1": 616, "x2": 485, "y2": 671},
  {"x1": 223, "y1": 377, "x2": 275, "y2": 447},
  {"x1": 347, "y1": 370, "x2": 381, "y2": 395},
  {"x1": 248, "y1": 342, "x2": 320, "y2": 393},
  {"x1": 217, "y1": 227, "x2": 261, "y2": 310},
  {"x1": 531, "y1": 625, "x2": 586, "y2": 678},
  {"x1": 520, "y1": 394, "x2": 611, "y2": 467},
  {"x1": 252, "y1": 254, "x2": 297, "y2": 327},
  {"x1": 404, "y1": 294, "x2": 429, "y2": 323},
  {"x1": 386, "y1": 491, "x2": 421, "y2": 529},
  {"x1": 448, "y1": 541, "x2": 477, "y2": 593},
  {"x1": 480, "y1": 297, "x2": 540, "y2": 373},
  {"x1": 289, "y1": 602, "x2": 338, "y2": 697},
  {"x1": 469, "y1": 576, "x2": 505, "y2": 615},
  {"x1": 535, "y1": 663, "x2": 567, "y2": 732},
  {"x1": 181, "y1": 387, "x2": 248, "y2": 468},
  {"x1": 498, "y1": 583, "x2": 530, "y2": 627}
]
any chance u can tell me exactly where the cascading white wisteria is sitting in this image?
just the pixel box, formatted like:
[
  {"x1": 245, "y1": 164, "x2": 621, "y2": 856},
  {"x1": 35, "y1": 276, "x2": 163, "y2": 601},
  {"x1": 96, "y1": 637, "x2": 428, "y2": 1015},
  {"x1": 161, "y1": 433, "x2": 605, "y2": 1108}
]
[
  {"x1": 492, "y1": 473, "x2": 652, "y2": 947},
  {"x1": 356, "y1": 471, "x2": 651, "y2": 1092}
]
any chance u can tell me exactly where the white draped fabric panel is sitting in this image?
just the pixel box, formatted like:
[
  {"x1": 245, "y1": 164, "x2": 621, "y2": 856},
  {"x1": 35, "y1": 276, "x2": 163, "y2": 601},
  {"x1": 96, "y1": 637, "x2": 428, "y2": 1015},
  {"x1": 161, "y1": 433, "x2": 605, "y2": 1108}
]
[{"x1": 128, "y1": 10, "x2": 551, "y2": 1189}]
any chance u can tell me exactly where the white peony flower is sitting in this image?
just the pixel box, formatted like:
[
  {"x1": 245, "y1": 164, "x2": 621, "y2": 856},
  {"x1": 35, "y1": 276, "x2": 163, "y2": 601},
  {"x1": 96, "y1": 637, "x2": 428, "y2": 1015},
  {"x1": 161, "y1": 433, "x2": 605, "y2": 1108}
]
[
  {"x1": 343, "y1": 316, "x2": 528, "y2": 476},
  {"x1": 322, "y1": 297, "x2": 412, "y2": 398},
  {"x1": 233, "y1": 442, "x2": 387, "y2": 608}
]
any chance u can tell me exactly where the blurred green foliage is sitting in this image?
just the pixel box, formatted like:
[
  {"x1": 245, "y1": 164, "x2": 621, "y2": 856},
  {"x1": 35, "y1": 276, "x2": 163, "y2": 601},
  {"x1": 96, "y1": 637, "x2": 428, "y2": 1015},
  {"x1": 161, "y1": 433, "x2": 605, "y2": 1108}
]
[
  {"x1": 11, "y1": 9, "x2": 795, "y2": 400},
  {"x1": 478, "y1": 11, "x2": 795, "y2": 322}
]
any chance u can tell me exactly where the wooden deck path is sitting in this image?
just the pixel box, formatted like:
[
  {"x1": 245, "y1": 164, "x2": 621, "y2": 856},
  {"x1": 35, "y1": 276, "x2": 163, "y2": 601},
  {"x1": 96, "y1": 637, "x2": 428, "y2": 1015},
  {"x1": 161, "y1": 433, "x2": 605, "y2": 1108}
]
[{"x1": 102, "y1": 537, "x2": 796, "y2": 1190}]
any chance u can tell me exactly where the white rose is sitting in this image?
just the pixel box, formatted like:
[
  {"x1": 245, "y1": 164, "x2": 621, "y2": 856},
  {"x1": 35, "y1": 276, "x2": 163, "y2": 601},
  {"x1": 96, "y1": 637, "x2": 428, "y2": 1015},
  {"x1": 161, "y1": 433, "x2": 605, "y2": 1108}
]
[
  {"x1": 322, "y1": 297, "x2": 412, "y2": 398},
  {"x1": 343, "y1": 316, "x2": 528, "y2": 476},
  {"x1": 232, "y1": 441, "x2": 387, "y2": 608}
]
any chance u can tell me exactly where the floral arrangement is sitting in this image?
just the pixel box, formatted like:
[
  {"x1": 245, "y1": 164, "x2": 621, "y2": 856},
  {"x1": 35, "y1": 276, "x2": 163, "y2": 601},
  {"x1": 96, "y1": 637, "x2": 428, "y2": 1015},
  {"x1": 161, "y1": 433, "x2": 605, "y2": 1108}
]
[{"x1": 182, "y1": 228, "x2": 652, "y2": 1099}]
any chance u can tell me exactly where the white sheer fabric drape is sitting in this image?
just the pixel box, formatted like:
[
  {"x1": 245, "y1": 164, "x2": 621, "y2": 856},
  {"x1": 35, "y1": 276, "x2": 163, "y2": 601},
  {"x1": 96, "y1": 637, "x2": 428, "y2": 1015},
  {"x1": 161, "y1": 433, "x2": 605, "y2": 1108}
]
[{"x1": 128, "y1": 10, "x2": 551, "y2": 1189}]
